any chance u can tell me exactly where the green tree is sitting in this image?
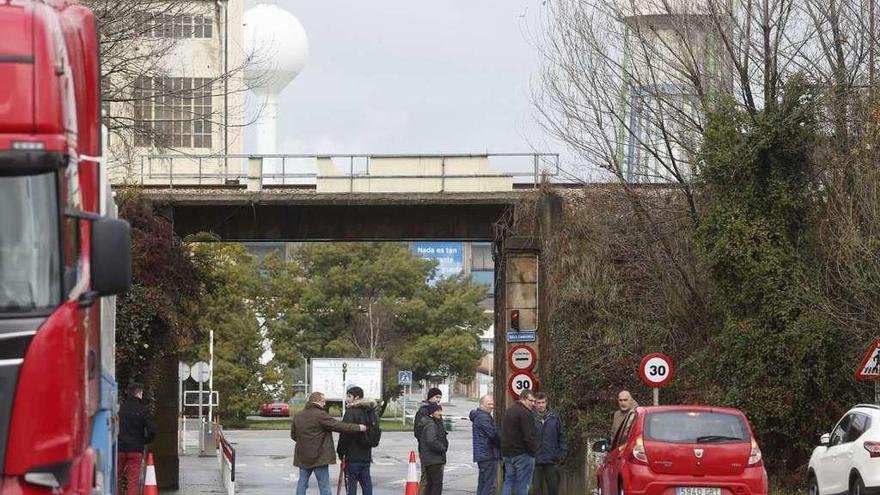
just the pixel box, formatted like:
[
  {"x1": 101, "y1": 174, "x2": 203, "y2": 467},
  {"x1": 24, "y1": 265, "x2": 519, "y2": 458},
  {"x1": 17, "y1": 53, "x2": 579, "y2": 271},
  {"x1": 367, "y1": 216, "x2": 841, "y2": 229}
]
[
  {"x1": 278, "y1": 243, "x2": 491, "y2": 409},
  {"x1": 695, "y1": 82, "x2": 863, "y2": 476}
]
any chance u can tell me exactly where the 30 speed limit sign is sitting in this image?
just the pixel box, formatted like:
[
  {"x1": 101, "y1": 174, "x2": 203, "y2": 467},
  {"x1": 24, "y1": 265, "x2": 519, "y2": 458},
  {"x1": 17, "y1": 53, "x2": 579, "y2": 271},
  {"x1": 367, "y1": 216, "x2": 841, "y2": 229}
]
[
  {"x1": 639, "y1": 352, "x2": 674, "y2": 388},
  {"x1": 508, "y1": 371, "x2": 538, "y2": 398}
]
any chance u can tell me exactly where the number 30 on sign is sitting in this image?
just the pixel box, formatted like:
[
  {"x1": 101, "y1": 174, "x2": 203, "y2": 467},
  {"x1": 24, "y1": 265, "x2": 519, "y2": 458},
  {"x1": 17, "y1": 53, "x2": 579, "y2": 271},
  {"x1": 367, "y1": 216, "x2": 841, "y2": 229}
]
[
  {"x1": 508, "y1": 371, "x2": 538, "y2": 399},
  {"x1": 639, "y1": 352, "x2": 674, "y2": 388}
]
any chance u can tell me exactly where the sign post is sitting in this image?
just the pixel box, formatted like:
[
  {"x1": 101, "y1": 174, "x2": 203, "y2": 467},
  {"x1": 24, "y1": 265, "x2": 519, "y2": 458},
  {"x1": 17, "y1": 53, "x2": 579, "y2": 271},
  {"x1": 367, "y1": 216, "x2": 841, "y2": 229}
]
[
  {"x1": 398, "y1": 370, "x2": 413, "y2": 424},
  {"x1": 178, "y1": 362, "x2": 190, "y2": 416},
  {"x1": 191, "y1": 360, "x2": 211, "y2": 453},
  {"x1": 854, "y1": 337, "x2": 880, "y2": 405},
  {"x1": 639, "y1": 353, "x2": 674, "y2": 406},
  {"x1": 341, "y1": 362, "x2": 348, "y2": 417}
]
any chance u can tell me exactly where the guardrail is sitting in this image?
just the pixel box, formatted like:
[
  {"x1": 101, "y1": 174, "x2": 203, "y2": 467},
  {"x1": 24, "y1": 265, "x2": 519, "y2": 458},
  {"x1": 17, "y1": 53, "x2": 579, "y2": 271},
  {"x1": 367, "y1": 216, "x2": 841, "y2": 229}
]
[
  {"x1": 129, "y1": 153, "x2": 561, "y2": 192},
  {"x1": 215, "y1": 425, "x2": 235, "y2": 495}
]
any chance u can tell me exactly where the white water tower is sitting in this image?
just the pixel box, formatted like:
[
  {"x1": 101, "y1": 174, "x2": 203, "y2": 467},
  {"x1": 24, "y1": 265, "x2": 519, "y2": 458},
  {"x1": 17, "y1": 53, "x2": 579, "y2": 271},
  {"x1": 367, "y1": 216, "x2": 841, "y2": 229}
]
[{"x1": 243, "y1": 2, "x2": 308, "y2": 156}]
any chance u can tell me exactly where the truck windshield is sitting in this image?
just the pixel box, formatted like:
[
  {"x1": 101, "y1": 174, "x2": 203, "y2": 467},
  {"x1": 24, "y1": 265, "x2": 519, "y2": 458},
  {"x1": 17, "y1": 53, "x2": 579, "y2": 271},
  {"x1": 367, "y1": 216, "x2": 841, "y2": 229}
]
[{"x1": 0, "y1": 172, "x2": 61, "y2": 313}]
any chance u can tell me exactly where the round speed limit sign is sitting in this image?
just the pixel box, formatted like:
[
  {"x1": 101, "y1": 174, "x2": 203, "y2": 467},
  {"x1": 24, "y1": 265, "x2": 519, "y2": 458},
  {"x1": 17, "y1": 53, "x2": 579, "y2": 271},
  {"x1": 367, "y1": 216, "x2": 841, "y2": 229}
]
[
  {"x1": 508, "y1": 371, "x2": 538, "y2": 399},
  {"x1": 639, "y1": 352, "x2": 674, "y2": 388}
]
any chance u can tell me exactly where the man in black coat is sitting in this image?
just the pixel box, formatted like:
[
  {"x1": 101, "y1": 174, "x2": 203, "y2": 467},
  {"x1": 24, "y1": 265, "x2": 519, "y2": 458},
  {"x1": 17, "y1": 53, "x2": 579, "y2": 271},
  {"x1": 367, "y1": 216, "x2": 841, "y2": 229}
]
[
  {"x1": 417, "y1": 404, "x2": 448, "y2": 495},
  {"x1": 117, "y1": 382, "x2": 157, "y2": 495},
  {"x1": 531, "y1": 392, "x2": 567, "y2": 495},
  {"x1": 413, "y1": 387, "x2": 443, "y2": 494},
  {"x1": 337, "y1": 386, "x2": 378, "y2": 495},
  {"x1": 501, "y1": 389, "x2": 538, "y2": 495}
]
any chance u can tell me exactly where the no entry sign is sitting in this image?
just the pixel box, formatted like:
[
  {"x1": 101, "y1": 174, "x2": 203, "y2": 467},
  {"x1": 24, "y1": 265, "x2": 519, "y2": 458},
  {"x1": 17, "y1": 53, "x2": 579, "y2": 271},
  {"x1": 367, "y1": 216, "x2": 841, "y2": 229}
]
[
  {"x1": 508, "y1": 371, "x2": 537, "y2": 399},
  {"x1": 639, "y1": 352, "x2": 674, "y2": 388},
  {"x1": 508, "y1": 344, "x2": 536, "y2": 371}
]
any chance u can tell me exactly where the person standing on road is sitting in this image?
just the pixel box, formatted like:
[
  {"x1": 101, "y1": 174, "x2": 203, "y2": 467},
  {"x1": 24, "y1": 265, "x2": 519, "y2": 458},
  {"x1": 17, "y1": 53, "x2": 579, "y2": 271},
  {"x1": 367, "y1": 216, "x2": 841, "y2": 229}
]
[
  {"x1": 470, "y1": 394, "x2": 501, "y2": 495},
  {"x1": 501, "y1": 389, "x2": 538, "y2": 495},
  {"x1": 117, "y1": 382, "x2": 157, "y2": 495},
  {"x1": 417, "y1": 403, "x2": 449, "y2": 495},
  {"x1": 291, "y1": 391, "x2": 366, "y2": 495},
  {"x1": 337, "y1": 386, "x2": 379, "y2": 495},
  {"x1": 414, "y1": 387, "x2": 443, "y2": 494},
  {"x1": 611, "y1": 390, "x2": 638, "y2": 438},
  {"x1": 531, "y1": 393, "x2": 567, "y2": 495}
]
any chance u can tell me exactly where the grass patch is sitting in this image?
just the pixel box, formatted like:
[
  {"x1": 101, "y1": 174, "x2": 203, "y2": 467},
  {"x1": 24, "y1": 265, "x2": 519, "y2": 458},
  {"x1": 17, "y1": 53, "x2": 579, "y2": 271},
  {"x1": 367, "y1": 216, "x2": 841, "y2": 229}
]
[{"x1": 232, "y1": 418, "x2": 413, "y2": 432}]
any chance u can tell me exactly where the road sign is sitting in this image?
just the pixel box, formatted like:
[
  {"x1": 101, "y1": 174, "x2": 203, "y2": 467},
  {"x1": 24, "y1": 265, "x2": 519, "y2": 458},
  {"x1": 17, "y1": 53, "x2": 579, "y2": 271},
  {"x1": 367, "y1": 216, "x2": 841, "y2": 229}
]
[
  {"x1": 398, "y1": 370, "x2": 413, "y2": 386},
  {"x1": 508, "y1": 371, "x2": 538, "y2": 398},
  {"x1": 506, "y1": 331, "x2": 537, "y2": 343},
  {"x1": 192, "y1": 361, "x2": 211, "y2": 383},
  {"x1": 855, "y1": 338, "x2": 880, "y2": 381},
  {"x1": 178, "y1": 362, "x2": 191, "y2": 381},
  {"x1": 639, "y1": 352, "x2": 674, "y2": 388},
  {"x1": 508, "y1": 345, "x2": 536, "y2": 371}
]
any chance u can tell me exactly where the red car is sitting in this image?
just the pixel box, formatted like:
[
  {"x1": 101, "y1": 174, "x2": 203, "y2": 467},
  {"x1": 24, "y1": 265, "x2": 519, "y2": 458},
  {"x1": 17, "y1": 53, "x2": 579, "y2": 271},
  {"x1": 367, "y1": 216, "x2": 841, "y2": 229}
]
[
  {"x1": 260, "y1": 402, "x2": 291, "y2": 417},
  {"x1": 595, "y1": 406, "x2": 768, "y2": 495}
]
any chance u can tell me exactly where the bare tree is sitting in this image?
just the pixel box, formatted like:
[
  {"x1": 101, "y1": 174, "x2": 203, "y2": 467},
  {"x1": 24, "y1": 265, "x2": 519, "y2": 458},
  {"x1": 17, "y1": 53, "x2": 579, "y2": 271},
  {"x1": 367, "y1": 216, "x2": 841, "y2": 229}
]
[{"x1": 536, "y1": 0, "x2": 878, "y2": 197}]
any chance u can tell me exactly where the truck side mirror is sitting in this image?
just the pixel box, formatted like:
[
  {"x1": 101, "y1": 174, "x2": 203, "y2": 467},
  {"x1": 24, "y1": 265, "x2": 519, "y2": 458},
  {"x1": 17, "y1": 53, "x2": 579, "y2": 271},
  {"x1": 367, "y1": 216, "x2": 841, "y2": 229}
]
[{"x1": 90, "y1": 217, "x2": 131, "y2": 296}]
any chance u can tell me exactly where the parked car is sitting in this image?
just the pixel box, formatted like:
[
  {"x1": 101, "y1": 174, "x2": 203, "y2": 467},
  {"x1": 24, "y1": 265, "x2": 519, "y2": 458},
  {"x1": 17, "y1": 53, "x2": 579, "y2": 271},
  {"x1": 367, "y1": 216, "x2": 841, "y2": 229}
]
[
  {"x1": 594, "y1": 405, "x2": 768, "y2": 495},
  {"x1": 260, "y1": 401, "x2": 291, "y2": 417},
  {"x1": 808, "y1": 404, "x2": 880, "y2": 495}
]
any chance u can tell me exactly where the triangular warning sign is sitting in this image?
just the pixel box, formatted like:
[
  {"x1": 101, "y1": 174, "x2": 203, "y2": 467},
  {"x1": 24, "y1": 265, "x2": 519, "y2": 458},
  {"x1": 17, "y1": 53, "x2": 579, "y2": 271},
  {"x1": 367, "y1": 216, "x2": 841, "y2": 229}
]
[{"x1": 855, "y1": 338, "x2": 880, "y2": 381}]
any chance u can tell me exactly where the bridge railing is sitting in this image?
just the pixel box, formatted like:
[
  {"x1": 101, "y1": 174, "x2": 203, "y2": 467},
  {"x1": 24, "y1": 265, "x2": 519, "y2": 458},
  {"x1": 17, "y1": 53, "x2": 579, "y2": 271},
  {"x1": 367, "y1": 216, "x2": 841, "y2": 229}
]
[{"x1": 126, "y1": 153, "x2": 560, "y2": 192}]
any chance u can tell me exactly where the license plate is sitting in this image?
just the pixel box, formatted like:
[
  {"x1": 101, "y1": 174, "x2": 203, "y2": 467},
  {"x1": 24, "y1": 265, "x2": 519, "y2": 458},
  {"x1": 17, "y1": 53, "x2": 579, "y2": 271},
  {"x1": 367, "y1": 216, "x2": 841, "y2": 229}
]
[{"x1": 676, "y1": 488, "x2": 721, "y2": 495}]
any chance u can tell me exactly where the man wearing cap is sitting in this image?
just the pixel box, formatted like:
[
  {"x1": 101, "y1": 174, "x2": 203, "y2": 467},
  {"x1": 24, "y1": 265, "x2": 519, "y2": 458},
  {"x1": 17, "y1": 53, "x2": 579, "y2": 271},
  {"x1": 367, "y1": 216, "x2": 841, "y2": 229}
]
[
  {"x1": 117, "y1": 382, "x2": 157, "y2": 495},
  {"x1": 414, "y1": 387, "x2": 443, "y2": 494}
]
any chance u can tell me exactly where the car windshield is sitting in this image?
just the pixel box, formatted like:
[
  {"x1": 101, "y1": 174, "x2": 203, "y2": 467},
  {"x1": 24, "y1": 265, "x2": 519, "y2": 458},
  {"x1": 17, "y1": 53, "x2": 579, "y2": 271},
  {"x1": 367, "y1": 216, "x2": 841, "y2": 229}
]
[
  {"x1": 645, "y1": 411, "x2": 749, "y2": 444},
  {"x1": 0, "y1": 173, "x2": 61, "y2": 313}
]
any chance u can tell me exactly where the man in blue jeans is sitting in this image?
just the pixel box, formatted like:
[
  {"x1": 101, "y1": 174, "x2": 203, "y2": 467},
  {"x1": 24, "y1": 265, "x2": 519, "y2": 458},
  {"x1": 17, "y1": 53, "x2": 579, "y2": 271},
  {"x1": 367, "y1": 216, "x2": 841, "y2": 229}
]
[
  {"x1": 291, "y1": 392, "x2": 366, "y2": 495},
  {"x1": 337, "y1": 386, "x2": 380, "y2": 495},
  {"x1": 501, "y1": 389, "x2": 538, "y2": 495}
]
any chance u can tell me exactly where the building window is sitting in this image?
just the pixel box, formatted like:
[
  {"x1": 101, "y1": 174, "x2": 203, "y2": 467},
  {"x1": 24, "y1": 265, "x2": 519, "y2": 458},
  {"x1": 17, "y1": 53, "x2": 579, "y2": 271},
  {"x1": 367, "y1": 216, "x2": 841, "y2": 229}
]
[
  {"x1": 472, "y1": 243, "x2": 493, "y2": 271},
  {"x1": 133, "y1": 77, "x2": 213, "y2": 149},
  {"x1": 143, "y1": 13, "x2": 212, "y2": 39}
]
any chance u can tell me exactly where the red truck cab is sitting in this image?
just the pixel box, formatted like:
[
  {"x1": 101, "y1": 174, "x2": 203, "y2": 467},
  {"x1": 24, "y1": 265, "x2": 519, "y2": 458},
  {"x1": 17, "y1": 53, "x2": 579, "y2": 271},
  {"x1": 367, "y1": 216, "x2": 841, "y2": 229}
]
[{"x1": 0, "y1": 1, "x2": 131, "y2": 494}]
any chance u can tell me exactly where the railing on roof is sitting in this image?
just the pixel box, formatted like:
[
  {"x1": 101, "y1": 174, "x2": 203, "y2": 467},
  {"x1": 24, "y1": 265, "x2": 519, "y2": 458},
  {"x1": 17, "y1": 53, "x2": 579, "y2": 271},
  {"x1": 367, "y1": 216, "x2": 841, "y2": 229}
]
[{"x1": 127, "y1": 153, "x2": 560, "y2": 192}]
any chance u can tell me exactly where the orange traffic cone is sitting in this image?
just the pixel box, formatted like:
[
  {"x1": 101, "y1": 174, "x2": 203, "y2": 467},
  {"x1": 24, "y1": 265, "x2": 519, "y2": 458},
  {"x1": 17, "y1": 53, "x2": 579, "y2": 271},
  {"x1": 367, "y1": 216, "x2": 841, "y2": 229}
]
[
  {"x1": 143, "y1": 453, "x2": 158, "y2": 495},
  {"x1": 404, "y1": 451, "x2": 419, "y2": 495}
]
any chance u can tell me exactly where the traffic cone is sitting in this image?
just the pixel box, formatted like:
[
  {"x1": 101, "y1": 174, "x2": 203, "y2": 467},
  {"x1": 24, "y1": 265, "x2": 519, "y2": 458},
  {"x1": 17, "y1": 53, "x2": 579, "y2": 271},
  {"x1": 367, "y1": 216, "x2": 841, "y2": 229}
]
[
  {"x1": 404, "y1": 451, "x2": 419, "y2": 495},
  {"x1": 143, "y1": 453, "x2": 158, "y2": 495}
]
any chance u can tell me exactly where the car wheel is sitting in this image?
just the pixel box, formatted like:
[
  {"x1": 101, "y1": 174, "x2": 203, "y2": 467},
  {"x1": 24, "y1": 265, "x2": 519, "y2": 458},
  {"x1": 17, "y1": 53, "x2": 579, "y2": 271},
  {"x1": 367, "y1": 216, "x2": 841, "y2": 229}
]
[
  {"x1": 851, "y1": 474, "x2": 865, "y2": 495},
  {"x1": 808, "y1": 474, "x2": 819, "y2": 495}
]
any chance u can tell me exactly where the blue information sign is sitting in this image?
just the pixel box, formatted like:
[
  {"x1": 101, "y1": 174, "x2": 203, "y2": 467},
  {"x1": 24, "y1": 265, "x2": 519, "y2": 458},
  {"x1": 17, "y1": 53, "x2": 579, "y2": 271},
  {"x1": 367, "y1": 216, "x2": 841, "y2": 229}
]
[
  {"x1": 506, "y1": 331, "x2": 537, "y2": 343},
  {"x1": 412, "y1": 242, "x2": 464, "y2": 285}
]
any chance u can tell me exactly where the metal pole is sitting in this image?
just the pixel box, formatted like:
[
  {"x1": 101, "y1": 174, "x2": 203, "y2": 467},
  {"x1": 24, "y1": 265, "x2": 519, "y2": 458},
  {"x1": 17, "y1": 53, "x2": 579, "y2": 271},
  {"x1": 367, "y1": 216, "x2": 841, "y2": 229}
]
[
  {"x1": 653, "y1": 388, "x2": 659, "y2": 406},
  {"x1": 198, "y1": 378, "x2": 204, "y2": 454},
  {"x1": 341, "y1": 364, "x2": 347, "y2": 418},
  {"x1": 402, "y1": 384, "x2": 406, "y2": 424},
  {"x1": 208, "y1": 330, "x2": 214, "y2": 424}
]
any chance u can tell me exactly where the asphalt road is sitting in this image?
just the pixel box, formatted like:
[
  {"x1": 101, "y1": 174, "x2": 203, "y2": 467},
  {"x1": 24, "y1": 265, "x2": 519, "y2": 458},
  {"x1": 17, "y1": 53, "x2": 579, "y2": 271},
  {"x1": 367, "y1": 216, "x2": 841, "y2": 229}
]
[{"x1": 226, "y1": 427, "x2": 478, "y2": 495}]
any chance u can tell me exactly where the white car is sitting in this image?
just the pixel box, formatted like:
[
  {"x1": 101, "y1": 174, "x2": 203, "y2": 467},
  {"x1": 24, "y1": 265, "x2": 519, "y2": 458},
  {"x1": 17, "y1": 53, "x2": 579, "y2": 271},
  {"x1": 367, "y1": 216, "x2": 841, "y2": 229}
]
[{"x1": 808, "y1": 404, "x2": 880, "y2": 495}]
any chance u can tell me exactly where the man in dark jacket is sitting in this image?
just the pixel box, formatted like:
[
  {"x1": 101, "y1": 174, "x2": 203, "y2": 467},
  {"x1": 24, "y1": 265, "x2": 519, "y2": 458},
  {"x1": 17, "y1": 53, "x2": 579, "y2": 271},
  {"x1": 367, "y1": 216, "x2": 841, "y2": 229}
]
[
  {"x1": 337, "y1": 386, "x2": 377, "y2": 495},
  {"x1": 470, "y1": 394, "x2": 501, "y2": 495},
  {"x1": 417, "y1": 404, "x2": 448, "y2": 495},
  {"x1": 291, "y1": 391, "x2": 366, "y2": 495},
  {"x1": 501, "y1": 389, "x2": 538, "y2": 495},
  {"x1": 117, "y1": 382, "x2": 157, "y2": 495},
  {"x1": 531, "y1": 392, "x2": 567, "y2": 495},
  {"x1": 413, "y1": 387, "x2": 443, "y2": 494}
]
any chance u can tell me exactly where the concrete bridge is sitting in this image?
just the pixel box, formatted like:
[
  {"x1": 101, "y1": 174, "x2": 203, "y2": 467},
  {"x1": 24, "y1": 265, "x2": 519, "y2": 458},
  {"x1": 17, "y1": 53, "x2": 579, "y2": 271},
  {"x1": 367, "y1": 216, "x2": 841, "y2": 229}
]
[{"x1": 115, "y1": 152, "x2": 560, "y2": 241}]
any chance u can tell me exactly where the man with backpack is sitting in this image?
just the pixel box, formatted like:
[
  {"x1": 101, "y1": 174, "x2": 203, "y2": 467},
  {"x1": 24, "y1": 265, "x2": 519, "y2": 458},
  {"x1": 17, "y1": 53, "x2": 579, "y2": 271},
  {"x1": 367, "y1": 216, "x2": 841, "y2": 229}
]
[{"x1": 337, "y1": 386, "x2": 381, "y2": 495}]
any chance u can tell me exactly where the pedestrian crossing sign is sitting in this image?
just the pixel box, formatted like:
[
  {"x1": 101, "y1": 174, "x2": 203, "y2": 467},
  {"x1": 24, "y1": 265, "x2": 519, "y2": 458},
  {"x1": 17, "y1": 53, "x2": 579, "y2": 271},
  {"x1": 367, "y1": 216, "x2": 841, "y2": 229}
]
[{"x1": 855, "y1": 338, "x2": 880, "y2": 381}]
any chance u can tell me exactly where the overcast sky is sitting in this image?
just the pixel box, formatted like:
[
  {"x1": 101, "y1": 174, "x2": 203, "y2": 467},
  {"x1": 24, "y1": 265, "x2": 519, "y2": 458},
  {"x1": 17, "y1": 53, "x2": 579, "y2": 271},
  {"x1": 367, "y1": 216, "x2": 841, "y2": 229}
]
[{"x1": 243, "y1": 0, "x2": 559, "y2": 160}]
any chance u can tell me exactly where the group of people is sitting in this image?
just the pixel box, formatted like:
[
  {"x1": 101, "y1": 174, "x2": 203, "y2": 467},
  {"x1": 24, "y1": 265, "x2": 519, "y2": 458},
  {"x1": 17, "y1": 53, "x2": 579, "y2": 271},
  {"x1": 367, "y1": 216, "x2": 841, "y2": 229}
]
[{"x1": 466, "y1": 389, "x2": 566, "y2": 495}]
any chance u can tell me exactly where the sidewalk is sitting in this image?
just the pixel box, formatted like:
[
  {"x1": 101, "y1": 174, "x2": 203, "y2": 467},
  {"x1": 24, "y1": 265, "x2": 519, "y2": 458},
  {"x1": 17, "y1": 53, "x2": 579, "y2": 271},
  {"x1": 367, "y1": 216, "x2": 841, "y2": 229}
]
[{"x1": 165, "y1": 451, "x2": 226, "y2": 495}]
